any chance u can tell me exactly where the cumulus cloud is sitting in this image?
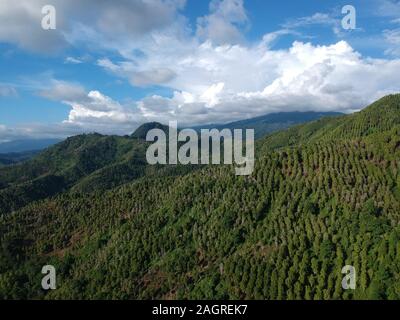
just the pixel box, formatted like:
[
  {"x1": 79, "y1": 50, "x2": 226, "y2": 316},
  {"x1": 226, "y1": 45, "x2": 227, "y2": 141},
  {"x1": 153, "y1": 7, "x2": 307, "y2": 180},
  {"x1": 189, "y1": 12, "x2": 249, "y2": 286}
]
[
  {"x1": 39, "y1": 81, "x2": 88, "y2": 102},
  {"x1": 10, "y1": 78, "x2": 142, "y2": 137},
  {"x1": 131, "y1": 68, "x2": 177, "y2": 87},
  {"x1": 93, "y1": 0, "x2": 185, "y2": 38},
  {"x1": 2, "y1": 0, "x2": 400, "y2": 140},
  {"x1": 196, "y1": 0, "x2": 248, "y2": 45},
  {"x1": 96, "y1": 37, "x2": 400, "y2": 127},
  {"x1": 65, "y1": 90, "x2": 134, "y2": 124},
  {"x1": 0, "y1": 0, "x2": 185, "y2": 52},
  {"x1": 0, "y1": 0, "x2": 67, "y2": 53},
  {"x1": 98, "y1": 58, "x2": 177, "y2": 87},
  {"x1": 0, "y1": 85, "x2": 145, "y2": 141},
  {"x1": 35, "y1": 39, "x2": 400, "y2": 134},
  {"x1": 38, "y1": 82, "x2": 145, "y2": 129}
]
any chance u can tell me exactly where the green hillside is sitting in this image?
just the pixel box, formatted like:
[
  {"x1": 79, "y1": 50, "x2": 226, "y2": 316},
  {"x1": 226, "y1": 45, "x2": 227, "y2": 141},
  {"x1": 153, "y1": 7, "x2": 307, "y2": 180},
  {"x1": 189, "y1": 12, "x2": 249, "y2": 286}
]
[
  {"x1": 259, "y1": 94, "x2": 400, "y2": 152},
  {"x1": 0, "y1": 151, "x2": 38, "y2": 167},
  {"x1": 0, "y1": 95, "x2": 400, "y2": 300},
  {"x1": 0, "y1": 132, "x2": 199, "y2": 215},
  {"x1": 0, "y1": 112, "x2": 335, "y2": 215}
]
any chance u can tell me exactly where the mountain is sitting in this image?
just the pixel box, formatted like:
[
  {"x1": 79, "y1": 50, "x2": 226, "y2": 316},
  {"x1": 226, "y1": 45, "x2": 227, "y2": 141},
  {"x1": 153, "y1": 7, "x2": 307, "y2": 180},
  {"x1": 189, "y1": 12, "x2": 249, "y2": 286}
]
[
  {"x1": 0, "y1": 138, "x2": 62, "y2": 153},
  {"x1": 0, "y1": 132, "x2": 201, "y2": 215},
  {"x1": 0, "y1": 95, "x2": 400, "y2": 300},
  {"x1": 0, "y1": 112, "x2": 340, "y2": 214},
  {"x1": 193, "y1": 111, "x2": 342, "y2": 139},
  {"x1": 131, "y1": 122, "x2": 169, "y2": 139},
  {"x1": 130, "y1": 112, "x2": 343, "y2": 141},
  {"x1": 0, "y1": 151, "x2": 39, "y2": 167}
]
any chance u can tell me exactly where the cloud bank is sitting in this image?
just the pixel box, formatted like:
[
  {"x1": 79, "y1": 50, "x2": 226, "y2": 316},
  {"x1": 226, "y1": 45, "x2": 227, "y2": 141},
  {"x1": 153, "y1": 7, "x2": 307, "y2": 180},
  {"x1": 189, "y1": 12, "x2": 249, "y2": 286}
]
[{"x1": 1, "y1": 0, "x2": 400, "y2": 140}]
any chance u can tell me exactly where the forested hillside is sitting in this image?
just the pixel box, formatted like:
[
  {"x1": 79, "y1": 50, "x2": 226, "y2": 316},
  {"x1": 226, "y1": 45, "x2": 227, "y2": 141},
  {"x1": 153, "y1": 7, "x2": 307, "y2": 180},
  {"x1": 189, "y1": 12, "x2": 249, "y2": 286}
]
[
  {"x1": 0, "y1": 151, "x2": 39, "y2": 165},
  {"x1": 0, "y1": 112, "x2": 335, "y2": 215},
  {"x1": 0, "y1": 131, "x2": 198, "y2": 215},
  {"x1": 0, "y1": 95, "x2": 400, "y2": 300}
]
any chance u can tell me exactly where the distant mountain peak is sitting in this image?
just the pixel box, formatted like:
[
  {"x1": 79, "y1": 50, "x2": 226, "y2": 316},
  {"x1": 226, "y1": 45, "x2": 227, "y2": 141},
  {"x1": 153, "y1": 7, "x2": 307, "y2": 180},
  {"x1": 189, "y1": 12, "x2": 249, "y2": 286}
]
[{"x1": 131, "y1": 122, "x2": 169, "y2": 140}]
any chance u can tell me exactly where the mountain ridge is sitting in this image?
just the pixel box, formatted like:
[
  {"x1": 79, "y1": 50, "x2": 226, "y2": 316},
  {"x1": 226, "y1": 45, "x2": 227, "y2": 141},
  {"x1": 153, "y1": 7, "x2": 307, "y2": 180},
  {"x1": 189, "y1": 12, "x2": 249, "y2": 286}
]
[{"x1": 194, "y1": 111, "x2": 342, "y2": 138}]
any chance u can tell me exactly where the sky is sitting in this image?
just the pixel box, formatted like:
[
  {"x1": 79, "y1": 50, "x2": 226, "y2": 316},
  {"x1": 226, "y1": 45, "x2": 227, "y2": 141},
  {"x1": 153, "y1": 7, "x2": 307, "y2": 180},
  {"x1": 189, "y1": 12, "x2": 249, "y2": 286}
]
[{"x1": 1, "y1": 0, "x2": 400, "y2": 141}]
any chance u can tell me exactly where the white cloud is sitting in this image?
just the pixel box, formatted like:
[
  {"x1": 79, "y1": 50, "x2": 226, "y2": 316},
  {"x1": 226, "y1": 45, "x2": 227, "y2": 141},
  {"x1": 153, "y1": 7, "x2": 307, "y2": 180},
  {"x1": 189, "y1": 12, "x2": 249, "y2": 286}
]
[
  {"x1": 32, "y1": 80, "x2": 143, "y2": 133},
  {"x1": 2, "y1": 0, "x2": 400, "y2": 139},
  {"x1": 64, "y1": 57, "x2": 83, "y2": 64},
  {"x1": 132, "y1": 68, "x2": 177, "y2": 87},
  {"x1": 283, "y1": 12, "x2": 344, "y2": 36},
  {"x1": 95, "y1": 37, "x2": 400, "y2": 127},
  {"x1": 60, "y1": 89, "x2": 145, "y2": 130},
  {"x1": 283, "y1": 13, "x2": 336, "y2": 28},
  {"x1": 260, "y1": 29, "x2": 302, "y2": 48},
  {"x1": 39, "y1": 81, "x2": 88, "y2": 102},
  {"x1": 0, "y1": 0, "x2": 67, "y2": 53},
  {"x1": 97, "y1": 59, "x2": 177, "y2": 88},
  {"x1": 0, "y1": 0, "x2": 186, "y2": 52},
  {"x1": 0, "y1": 86, "x2": 146, "y2": 141},
  {"x1": 383, "y1": 28, "x2": 400, "y2": 55},
  {"x1": 196, "y1": 0, "x2": 248, "y2": 45}
]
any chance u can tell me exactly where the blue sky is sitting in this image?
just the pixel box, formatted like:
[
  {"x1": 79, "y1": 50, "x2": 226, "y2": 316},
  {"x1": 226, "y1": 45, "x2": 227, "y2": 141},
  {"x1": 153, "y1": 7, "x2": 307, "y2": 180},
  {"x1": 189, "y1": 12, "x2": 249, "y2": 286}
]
[{"x1": 1, "y1": 0, "x2": 400, "y2": 141}]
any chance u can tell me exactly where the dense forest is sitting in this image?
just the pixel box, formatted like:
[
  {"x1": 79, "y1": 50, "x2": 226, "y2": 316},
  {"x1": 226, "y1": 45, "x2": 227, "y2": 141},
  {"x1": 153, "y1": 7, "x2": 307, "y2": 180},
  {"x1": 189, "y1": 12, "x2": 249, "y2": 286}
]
[
  {"x1": 0, "y1": 94, "x2": 399, "y2": 300},
  {"x1": 0, "y1": 151, "x2": 38, "y2": 167}
]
